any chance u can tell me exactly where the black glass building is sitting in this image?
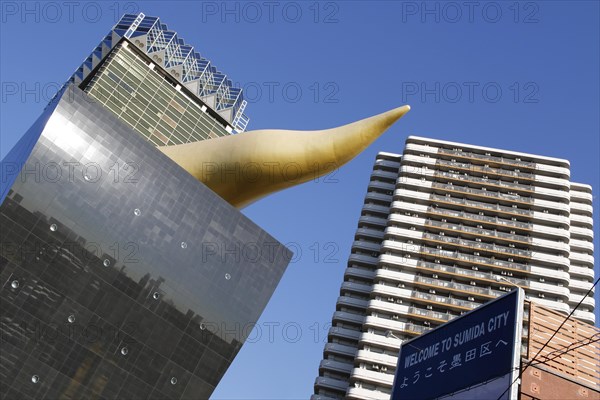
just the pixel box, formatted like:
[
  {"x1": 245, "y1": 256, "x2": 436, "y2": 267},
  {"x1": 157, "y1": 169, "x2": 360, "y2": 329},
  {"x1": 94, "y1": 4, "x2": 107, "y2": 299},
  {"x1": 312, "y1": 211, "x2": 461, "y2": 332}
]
[{"x1": 0, "y1": 13, "x2": 291, "y2": 400}]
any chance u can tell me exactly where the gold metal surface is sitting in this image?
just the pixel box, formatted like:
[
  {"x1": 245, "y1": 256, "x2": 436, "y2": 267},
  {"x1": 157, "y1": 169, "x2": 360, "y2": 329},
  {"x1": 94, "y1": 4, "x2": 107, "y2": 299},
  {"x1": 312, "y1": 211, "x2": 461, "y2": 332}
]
[{"x1": 159, "y1": 105, "x2": 410, "y2": 208}]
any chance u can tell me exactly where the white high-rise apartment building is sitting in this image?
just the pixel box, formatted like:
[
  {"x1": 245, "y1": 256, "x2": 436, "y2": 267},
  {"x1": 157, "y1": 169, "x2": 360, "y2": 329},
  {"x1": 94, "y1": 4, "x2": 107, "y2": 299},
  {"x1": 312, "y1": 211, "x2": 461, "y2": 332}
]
[{"x1": 313, "y1": 136, "x2": 595, "y2": 400}]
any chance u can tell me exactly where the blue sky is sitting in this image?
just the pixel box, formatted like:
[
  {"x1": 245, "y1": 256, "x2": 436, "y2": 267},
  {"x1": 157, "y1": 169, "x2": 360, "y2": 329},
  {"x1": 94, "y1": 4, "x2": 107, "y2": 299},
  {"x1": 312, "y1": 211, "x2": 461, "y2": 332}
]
[{"x1": 1, "y1": 1, "x2": 598, "y2": 398}]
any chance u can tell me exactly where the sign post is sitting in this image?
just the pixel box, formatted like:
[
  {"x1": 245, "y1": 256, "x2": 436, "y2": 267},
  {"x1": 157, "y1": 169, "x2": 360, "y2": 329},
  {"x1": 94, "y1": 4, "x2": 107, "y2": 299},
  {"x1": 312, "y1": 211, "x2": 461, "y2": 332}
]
[{"x1": 391, "y1": 289, "x2": 524, "y2": 400}]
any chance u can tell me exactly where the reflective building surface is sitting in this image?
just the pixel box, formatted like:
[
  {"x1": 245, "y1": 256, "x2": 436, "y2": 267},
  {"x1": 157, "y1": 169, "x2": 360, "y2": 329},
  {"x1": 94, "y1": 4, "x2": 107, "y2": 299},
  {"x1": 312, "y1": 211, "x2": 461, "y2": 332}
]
[{"x1": 0, "y1": 86, "x2": 291, "y2": 399}]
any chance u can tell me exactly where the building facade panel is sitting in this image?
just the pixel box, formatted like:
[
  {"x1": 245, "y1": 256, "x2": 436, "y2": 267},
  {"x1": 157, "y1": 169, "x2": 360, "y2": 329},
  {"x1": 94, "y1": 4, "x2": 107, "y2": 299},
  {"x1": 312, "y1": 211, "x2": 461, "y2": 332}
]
[{"x1": 0, "y1": 87, "x2": 291, "y2": 399}]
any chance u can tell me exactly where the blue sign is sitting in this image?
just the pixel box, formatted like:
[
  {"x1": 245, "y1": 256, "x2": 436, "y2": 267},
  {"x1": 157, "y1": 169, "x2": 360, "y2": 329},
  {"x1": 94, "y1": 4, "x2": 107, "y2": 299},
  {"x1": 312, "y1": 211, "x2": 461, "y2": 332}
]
[{"x1": 391, "y1": 289, "x2": 523, "y2": 400}]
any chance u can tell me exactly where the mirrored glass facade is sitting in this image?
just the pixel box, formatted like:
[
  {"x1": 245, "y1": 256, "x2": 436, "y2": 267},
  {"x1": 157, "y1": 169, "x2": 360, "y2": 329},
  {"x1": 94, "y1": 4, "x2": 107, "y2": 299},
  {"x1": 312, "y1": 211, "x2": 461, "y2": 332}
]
[{"x1": 0, "y1": 86, "x2": 291, "y2": 399}]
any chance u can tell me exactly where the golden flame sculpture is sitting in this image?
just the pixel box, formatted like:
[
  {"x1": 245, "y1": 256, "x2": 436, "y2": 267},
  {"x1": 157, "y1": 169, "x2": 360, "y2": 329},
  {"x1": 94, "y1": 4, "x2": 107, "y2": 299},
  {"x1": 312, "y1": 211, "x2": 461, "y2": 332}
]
[{"x1": 159, "y1": 105, "x2": 410, "y2": 208}]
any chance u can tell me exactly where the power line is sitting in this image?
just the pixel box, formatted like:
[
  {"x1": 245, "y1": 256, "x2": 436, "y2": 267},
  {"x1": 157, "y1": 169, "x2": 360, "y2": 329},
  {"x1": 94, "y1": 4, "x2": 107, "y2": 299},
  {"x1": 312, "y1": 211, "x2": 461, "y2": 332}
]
[
  {"x1": 530, "y1": 332, "x2": 600, "y2": 368},
  {"x1": 494, "y1": 275, "x2": 600, "y2": 400}
]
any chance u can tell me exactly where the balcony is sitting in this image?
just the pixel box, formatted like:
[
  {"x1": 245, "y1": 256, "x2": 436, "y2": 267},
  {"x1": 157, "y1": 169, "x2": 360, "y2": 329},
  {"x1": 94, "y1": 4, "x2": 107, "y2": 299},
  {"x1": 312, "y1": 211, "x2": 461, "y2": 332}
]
[
  {"x1": 365, "y1": 191, "x2": 394, "y2": 203},
  {"x1": 358, "y1": 332, "x2": 402, "y2": 350},
  {"x1": 363, "y1": 315, "x2": 431, "y2": 336},
  {"x1": 328, "y1": 326, "x2": 362, "y2": 341},
  {"x1": 528, "y1": 265, "x2": 570, "y2": 282},
  {"x1": 414, "y1": 275, "x2": 504, "y2": 298},
  {"x1": 427, "y1": 193, "x2": 535, "y2": 217},
  {"x1": 355, "y1": 349, "x2": 399, "y2": 367},
  {"x1": 420, "y1": 231, "x2": 532, "y2": 258},
  {"x1": 337, "y1": 295, "x2": 369, "y2": 310},
  {"x1": 570, "y1": 190, "x2": 593, "y2": 204},
  {"x1": 356, "y1": 227, "x2": 385, "y2": 241},
  {"x1": 352, "y1": 240, "x2": 382, "y2": 253},
  {"x1": 417, "y1": 246, "x2": 531, "y2": 273},
  {"x1": 348, "y1": 253, "x2": 380, "y2": 267},
  {"x1": 568, "y1": 265, "x2": 595, "y2": 280},
  {"x1": 404, "y1": 153, "x2": 569, "y2": 189},
  {"x1": 371, "y1": 169, "x2": 399, "y2": 181},
  {"x1": 426, "y1": 204, "x2": 533, "y2": 230},
  {"x1": 527, "y1": 281, "x2": 570, "y2": 298},
  {"x1": 431, "y1": 181, "x2": 534, "y2": 205},
  {"x1": 434, "y1": 170, "x2": 535, "y2": 194},
  {"x1": 367, "y1": 299, "x2": 410, "y2": 316},
  {"x1": 333, "y1": 311, "x2": 366, "y2": 325},
  {"x1": 569, "y1": 294, "x2": 595, "y2": 309},
  {"x1": 370, "y1": 281, "x2": 478, "y2": 311},
  {"x1": 367, "y1": 299, "x2": 452, "y2": 323},
  {"x1": 358, "y1": 215, "x2": 388, "y2": 228},
  {"x1": 324, "y1": 342, "x2": 358, "y2": 358},
  {"x1": 375, "y1": 263, "x2": 419, "y2": 282},
  {"x1": 569, "y1": 225, "x2": 594, "y2": 239},
  {"x1": 380, "y1": 248, "x2": 525, "y2": 284},
  {"x1": 531, "y1": 210, "x2": 571, "y2": 227},
  {"x1": 437, "y1": 147, "x2": 536, "y2": 169},
  {"x1": 314, "y1": 376, "x2": 349, "y2": 393},
  {"x1": 528, "y1": 297, "x2": 570, "y2": 314},
  {"x1": 350, "y1": 367, "x2": 394, "y2": 386},
  {"x1": 374, "y1": 263, "x2": 504, "y2": 299},
  {"x1": 344, "y1": 266, "x2": 376, "y2": 281},
  {"x1": 570, "y1": 201, "x2": 593, "y2": 215},
  {"x1": 415, "y1": 258, "x2": 529, "y2": 286},
  {"x1": 375, "y1": 158, "x2": 401, "y2": 169},
  {"x1": 435, "y1": 157, "x2": 536, "y2": 181},
  {"x1": 406, "y1": 305, "x2": 453, "y2": 322},
  {"x1": 422, "y1": 219, "x2": 531, "y2": 243},
  {"x1": 319, "y1": 359, "x2": 354, "y2": 374},
  {"x1": 570, "y1": 213, "x2": 594, "y2": 228},
  {"x1": 569, "y1": 239, "x2": 594, "y2": 253},
  {"x1": 569, "y1": 252, "x2": 594, "y2": 267},
  {"x1": 411, "y1": 290, "x2": 476, "y2": 310},
  {"x1": 346, "y1": 386, "x2": 391, "y2": 400},
  {"x1": 368, "y1": 180, "x2": 395, "y2": 191},
  {"x1": 571, "y1": 310, "x2": 596, "y2": 325},
  {"x1": 362, "y1": 203, "x2": 391, "y2": 216},
  {"x1": 341, "y1": 281, "x2": 373, "y2": 294},
  {"x1": 405, "y1": 142, "x2": 569, "y2": 177},
  {"x1": 370, "y1": 283, "x2": 413, "y2": 299},
  {"x1": 568, "y1": 279, "x2": 594, "y2": 292}
]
